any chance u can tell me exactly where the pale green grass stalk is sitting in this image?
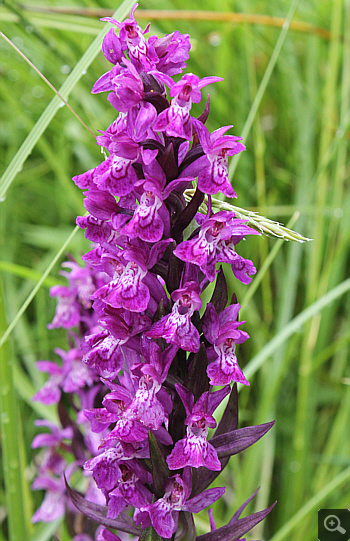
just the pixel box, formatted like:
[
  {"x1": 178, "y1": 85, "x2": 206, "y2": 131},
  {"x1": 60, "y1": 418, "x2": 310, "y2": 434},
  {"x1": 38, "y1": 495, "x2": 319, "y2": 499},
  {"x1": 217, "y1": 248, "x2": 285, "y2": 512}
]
[
  {"x1": 184, "y1": 190, "x2": 310, "y2": 242},
  {"x1": 0, "y1": 261, "x2": 65, "y2": 287},
  {"x1": 252, "y1": 34, "x2": 320, "y2": 536},
  {"x1": 244, "y1": 277, "x2": 350, "y2": 382},
  {"x1": 228, "y1": 0, "x2": 300, "y2": 181},
  {"x1": 0, "y1": 0, "x2": 135, "y2": 200},
  {"x1": 291, "y1": 0, "x2": 345, "y2": 521},
  {"x1": 269, "y1": 467, "x2": 350, "y2": 541},
  {"x1": 0, "y1": 224, "x2": 80, "y2": 347},
  {"x1": 0, "y1": 31, "x2": 95, "y2": 137},
  {"x1": 240, "y1": 213, "x2": 300, "y2": 312},
  {"x1": 29, "y1": 518, "x2": 63, "y2": 541},
  {"x1": 0, "y1": 276, "x2": 27, "y2": 541},
  {"x1": 214, "y1": 278, "x2": 350, "y2": 436},
  {"x1": 245, "y1": 32, "x2": 273, "y2": 323}
]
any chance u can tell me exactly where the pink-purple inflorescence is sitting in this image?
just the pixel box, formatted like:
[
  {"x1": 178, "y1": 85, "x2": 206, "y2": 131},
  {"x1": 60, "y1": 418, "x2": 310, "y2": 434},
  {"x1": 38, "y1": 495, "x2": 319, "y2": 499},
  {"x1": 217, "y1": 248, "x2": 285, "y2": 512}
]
[{"x1": 31, "y1": 5, "x2": 276, "y2": 540}]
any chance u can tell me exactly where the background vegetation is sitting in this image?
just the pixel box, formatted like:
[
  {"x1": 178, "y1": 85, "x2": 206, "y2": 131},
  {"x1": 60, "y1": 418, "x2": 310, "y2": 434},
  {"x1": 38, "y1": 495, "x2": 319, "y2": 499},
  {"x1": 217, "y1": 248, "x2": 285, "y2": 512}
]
[{"x1": 0, "y1": 0, "x2": 349, "y2": 540}]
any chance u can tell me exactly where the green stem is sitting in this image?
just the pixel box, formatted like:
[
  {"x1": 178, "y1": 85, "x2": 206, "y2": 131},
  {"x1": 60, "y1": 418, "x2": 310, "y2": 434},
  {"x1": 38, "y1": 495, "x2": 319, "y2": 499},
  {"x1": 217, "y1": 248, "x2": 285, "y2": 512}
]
[{"x1": 0, "y1": 275, "x2": 27, "y2": 541}]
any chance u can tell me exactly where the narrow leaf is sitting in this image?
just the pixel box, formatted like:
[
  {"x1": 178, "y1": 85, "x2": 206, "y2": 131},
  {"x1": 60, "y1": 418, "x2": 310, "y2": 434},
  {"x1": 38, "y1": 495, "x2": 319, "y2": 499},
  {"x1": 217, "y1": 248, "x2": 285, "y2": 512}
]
[
  {"x1": 178, "y1": 512, "x2": 196, "y2": 541},
  {"x1": 171, "y1": 187, "x2": 204, "y2": 243},
  {"x1": 192, "y1": 386, "x2": 237, "y2": 496},
  {"x1": 64, "y1": 476, "x2": 141, "y2": 536},
  {"x1": 243, "y1": 278, "x2": 350, "y2": 383},
  {"x1": 214, "y1": 383, "x2": 238, "y2": 437},
  {"x1": 210, "y1": 421, "x2": 275, "y2": 458},
  {"x1": 184, "y1": 343, "x2": 209, "y2": 403},
  {"x1": 31, "y1": 520, "x2": 62, "y2": 541},
  {"x1": 229, "y1": 487, "x2": 260, "y2": 524},
  {"x1": 196, "y1": 502, "x2": 276, "y2": 541}
]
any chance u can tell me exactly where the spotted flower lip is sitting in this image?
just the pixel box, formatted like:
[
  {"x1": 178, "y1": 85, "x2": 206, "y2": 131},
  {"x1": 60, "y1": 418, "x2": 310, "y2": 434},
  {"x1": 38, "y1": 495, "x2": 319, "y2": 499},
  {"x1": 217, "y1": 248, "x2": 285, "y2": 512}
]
[
  {"x1": 140, "y1": 468, "x2": 225, "y2": 538},
  {"x1": 166, "y1": 385, "x2": 230, "y2": 471},
  {"x1": 202, "y1": 302, "x2": 250, "y2": 386},
  {"x1": 146, "y1": 281, "x2": 202, "y2": 352},
  {"x1": 174, "y1": 211, "x2": 259, "y2": 283}
]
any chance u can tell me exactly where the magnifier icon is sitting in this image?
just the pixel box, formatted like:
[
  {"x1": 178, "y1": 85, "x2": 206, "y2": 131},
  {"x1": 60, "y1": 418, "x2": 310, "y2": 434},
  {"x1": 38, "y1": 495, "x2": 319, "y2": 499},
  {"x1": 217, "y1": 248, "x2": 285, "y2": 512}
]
[{"x1": 324, "y1": 515, "x2": 346, "y2": 534}]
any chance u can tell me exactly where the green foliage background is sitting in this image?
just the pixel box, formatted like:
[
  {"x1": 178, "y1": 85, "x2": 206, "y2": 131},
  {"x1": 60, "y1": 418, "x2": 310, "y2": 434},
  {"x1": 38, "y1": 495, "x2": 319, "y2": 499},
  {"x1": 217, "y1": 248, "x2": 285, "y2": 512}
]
[{"x1": 0, "y1": 0, "x2": 349, "y2": 540}]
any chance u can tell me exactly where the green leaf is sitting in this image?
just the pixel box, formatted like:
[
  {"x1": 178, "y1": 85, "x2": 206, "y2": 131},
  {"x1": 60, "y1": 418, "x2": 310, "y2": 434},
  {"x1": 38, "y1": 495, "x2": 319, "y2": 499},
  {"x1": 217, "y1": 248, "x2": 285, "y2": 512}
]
[
  {"x1": 269, "y1": 468, "x2": 350, "y2": 541},
  {"x1": 139, "y1": 526, "x2": 168, "y2": 541}
]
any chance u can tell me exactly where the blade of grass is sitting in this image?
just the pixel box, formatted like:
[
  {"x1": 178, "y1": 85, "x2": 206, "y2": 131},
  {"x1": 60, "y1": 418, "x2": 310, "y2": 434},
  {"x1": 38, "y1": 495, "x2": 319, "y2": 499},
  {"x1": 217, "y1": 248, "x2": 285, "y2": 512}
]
[
  {"x1": 243, "y1": 18, "x2": 272, "y2": 322},
  {"x1": 0, "y1": 275, "x2": 27, "y2": 541},
  {"x1": 244, "y1": 277, "x2": 350, "y2": 382},
  {"x1": 291, "y1": 0, "x2": 344, "y2": 519},
  {"x1": 213, "y1": 278, "x2": 350, "y2": 437},
  {"x1": 0, "y1": 224, "x2": 80, "y2": 348},
  {"x1": 14, "y1": 6, "x2": 332, "y2": 40},
  {"x1": 0, "y1": 0, "x2": 135, "y2": 201},
  {"x1": 0, "y1": 31, "x2": 95, "y2": 137},
  {"x1": 228, "y1": 0, "x2": 300, "y2": 181},
  {"x1": 29, "y1": 518, "x2": 63, "y2": 541},
  {"x1": 252, "y1": 36, "x2": 319, "y2": 535},
  {"x1": 0, "y1": 260, "x2": 65, "y2": 287},
  {"x1": 269, "y1": 467, "x2": 350, "y2": 541}
]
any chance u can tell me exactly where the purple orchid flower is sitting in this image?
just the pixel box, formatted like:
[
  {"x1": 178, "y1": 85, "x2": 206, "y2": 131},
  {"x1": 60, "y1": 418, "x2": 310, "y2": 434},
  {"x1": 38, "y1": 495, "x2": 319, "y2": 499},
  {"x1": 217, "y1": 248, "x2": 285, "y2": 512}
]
[
  {"x1": 146, "y1": 281, "x2": 202, "y2": 352},
  {"x1": 82, "y1": 308, "x2": 150, "y2": 379},
  {"x1": 101, "y1": 4, "x2": 157, "y2": 72},
  {"x1": 120, "y1": 160, "x2": 193, "y2": 242},
  {"x1": 149, "y1": 30, "x2": 191, "y2": 75},
  {"x1": 167, "y1": 385, "x2": 230, "y2": 471},
  {"x1": 174, "y1": 210, "x2": 259, "y2": 283},
  {"x1": 191, "y1": 118, "x2": 246, "y2": 198},
  {"x1": 106, "y1": 463, "x2": 153, "y2": 520},
  {"x1": 203, "y1": 303, "x2": 250, "y2": 386},
  {"x1": 140, "y1": 467, "x2": 225, "y2": 538},
  {"x1": 153, "y1": 73, "x2": 222, "y2": 140},
  {"x1": 31, "y1": 6, "x2": 277, "y2": 539},
  {"x1": 32, "y1": 348, "x2": 95, "y2": 405},
  {"x1": 216, "y1": 232, "x2": 258, "y2": 284}
]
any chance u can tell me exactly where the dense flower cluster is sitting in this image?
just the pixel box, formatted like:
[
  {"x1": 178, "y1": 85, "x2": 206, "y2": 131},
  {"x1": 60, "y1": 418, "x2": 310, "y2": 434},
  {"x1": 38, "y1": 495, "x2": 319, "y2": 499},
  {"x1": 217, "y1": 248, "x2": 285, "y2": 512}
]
[{"x1": 31, "y1": 6, "x2": 275, "y2": 540}]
